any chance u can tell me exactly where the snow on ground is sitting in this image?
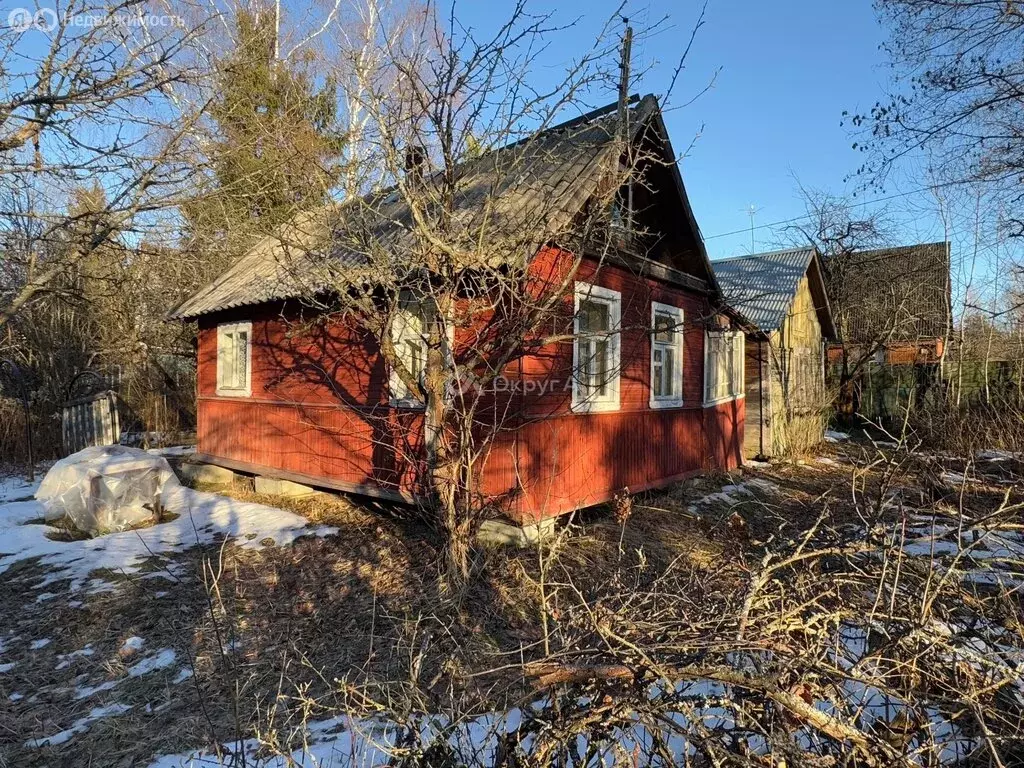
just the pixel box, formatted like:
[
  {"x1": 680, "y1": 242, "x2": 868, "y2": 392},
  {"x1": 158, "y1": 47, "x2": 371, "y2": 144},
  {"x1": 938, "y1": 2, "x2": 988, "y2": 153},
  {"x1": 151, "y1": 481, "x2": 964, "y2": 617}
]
[
  {"x1": 976, "y1": 449, "x2": 1020, "y2": 462},
  {"x1": 0, "y1": 473, "x2": 41, "y2": 503},
  {"x1": 900, "y1": 518, "x2": 1024, "y2": 587},
  {"x1": 147, "y1": 446, "x2": 197, "y2": 458},
  {"x1": 25, "y1": 703, "x2": 133, "y2": 749},
  {"x1": 145, "y1": 711, "x2": 526, "y2": 768},
  {"x1": 0, "y1": 484, "x2": 337, "y2": 593},
  {"x1": 692, "y1": 479, "x2": 779, "y2": 508},
  {"x1": 824, "y1": 430, "x2": 850, "y2": 443},
  {"x1": 121, "y1": 636, "x2": 145, "y2": 654},
  {"x1": 127, "y1": 649, "x2": 176, "y2": 677},
  {"x1": 55, "y1": 645, "x2": 95, "y2": 670}
]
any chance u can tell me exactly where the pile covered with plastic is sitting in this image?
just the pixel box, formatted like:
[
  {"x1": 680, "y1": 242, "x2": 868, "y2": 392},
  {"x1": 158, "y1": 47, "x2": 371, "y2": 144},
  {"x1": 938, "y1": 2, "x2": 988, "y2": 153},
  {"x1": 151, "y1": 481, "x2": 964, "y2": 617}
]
[{"x1": 35, "y1": 445, "x2": 181, "y2": 535}]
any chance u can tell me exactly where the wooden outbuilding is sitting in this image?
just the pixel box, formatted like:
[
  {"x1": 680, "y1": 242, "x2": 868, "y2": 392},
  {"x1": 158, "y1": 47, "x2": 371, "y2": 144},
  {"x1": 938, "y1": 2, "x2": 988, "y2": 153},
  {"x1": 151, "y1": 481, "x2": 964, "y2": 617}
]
[
  {"x1": 823, "y1": 242, "x2": 951, "y2": 422},
  {"x1": 713, "y1": 248, "x2": 837, "y2": 459}
]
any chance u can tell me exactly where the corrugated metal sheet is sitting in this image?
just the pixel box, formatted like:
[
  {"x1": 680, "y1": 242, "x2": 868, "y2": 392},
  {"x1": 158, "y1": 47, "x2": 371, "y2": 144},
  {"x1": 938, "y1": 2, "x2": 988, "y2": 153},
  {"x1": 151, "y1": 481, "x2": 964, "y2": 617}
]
[
  {"x1": 711, "y1": 247, "x2": 817, "y2": 333},
  {"x1": 171, "y1": 97, "x2": 663, "y2": 320}
]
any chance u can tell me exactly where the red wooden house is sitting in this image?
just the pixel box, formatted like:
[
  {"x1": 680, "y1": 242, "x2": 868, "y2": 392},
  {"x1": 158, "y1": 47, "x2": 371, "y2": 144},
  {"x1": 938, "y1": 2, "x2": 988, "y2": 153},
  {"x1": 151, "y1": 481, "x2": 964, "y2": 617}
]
[{"x1": 171, "y1": 96, "x2": 745, "y2": 524}]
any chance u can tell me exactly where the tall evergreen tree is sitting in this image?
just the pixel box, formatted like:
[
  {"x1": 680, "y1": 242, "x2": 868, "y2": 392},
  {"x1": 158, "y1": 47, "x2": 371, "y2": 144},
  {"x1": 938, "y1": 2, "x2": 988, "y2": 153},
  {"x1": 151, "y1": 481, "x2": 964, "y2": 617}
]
[{"x1": 184, "y1": 10, "x2": 343, "y2": 272}]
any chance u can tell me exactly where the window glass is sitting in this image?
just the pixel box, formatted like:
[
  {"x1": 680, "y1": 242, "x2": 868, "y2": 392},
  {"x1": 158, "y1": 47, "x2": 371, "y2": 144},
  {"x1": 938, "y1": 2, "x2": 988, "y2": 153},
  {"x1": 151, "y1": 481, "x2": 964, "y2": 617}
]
[
  {"x1": 217, "y1": 323, "x2": 251, "y2": 395},
  {"x1": 650, "y1": 303, "x2": 683, "y2": 408},
  {"x1": 572, "y1": 284, "x2": 621, "y2": 412}
]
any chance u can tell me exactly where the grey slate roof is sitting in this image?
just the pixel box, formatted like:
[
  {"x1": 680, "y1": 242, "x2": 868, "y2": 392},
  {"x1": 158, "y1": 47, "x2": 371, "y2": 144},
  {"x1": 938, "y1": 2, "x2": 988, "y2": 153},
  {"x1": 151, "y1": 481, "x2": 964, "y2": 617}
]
[
  {"x1": 170, "y1": 95, "x2": 715, "y2": 320},
  {"x1": 712, "y1": 247, "x2": 831, "y2": 335}
]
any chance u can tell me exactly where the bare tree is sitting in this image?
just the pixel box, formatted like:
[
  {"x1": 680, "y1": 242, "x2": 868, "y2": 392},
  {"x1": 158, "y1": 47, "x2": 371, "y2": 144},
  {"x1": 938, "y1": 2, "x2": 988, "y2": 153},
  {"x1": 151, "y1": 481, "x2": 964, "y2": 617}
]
[
  {"x1": 0, "y1": 0, "x2": 215, "y2": 329},
  {"x1": 787, "y1": 187, "x2": 899, "y2": 418},
  {"x1": 207, "y1": 1, "x2": 714, "y2": 586},
  {"x1": 854, "y1": 0, "x2": 1024, "y2": 236}
]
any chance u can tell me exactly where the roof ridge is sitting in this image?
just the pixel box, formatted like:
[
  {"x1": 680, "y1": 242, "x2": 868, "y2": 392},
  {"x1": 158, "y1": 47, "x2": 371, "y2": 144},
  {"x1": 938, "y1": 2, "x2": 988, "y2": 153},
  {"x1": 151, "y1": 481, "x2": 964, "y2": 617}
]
[
  {"x1": 712, "y1": 245, "x2": 816, "y2": 263},
  {"x1": 857, "y1": 241, "x2": 949, "y2": 256}
]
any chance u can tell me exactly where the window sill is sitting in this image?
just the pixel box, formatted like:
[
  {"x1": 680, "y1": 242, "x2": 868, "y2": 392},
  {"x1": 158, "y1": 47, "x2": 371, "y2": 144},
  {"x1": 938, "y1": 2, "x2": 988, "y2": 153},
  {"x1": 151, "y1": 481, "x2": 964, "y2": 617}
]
[
  {"x1": 703, "y1": 393, "x2": 745, "y2": 407},
  {"x1": 570, "y1": 398, "x2": 620, "y2": 414},
  {"x1": 650, "y1": 397, "x2": 684, "y2": 410},
  {"x1": 216, "y1": 387, "x2": 251, "y2": 398}
]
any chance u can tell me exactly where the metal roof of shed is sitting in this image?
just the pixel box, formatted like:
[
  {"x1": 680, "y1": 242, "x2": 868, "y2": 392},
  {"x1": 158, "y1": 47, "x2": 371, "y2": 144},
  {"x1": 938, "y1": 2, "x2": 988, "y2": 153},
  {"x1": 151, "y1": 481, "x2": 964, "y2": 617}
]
[{"x1": 712, "y1": 247, "x2": 836, "y2": 337}]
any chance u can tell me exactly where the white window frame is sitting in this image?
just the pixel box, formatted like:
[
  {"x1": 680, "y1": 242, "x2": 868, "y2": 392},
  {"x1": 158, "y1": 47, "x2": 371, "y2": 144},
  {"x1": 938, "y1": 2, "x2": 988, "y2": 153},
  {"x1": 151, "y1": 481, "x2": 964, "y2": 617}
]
[
  {"x1": 649, "y1": 301, "x2": 684, "y2": 409},
  {"x1": 216, "y1": 321, "x2": 252, "y2": 397},
  {"x1": 389, "y1": 303, "x2": 427, "y2": 409},
  {"x1": 703, "y1": 329, "x2": 745, "y2": 406},
  {"x1": 571, "y1": 282, "x2": 621, "y2": 413}
]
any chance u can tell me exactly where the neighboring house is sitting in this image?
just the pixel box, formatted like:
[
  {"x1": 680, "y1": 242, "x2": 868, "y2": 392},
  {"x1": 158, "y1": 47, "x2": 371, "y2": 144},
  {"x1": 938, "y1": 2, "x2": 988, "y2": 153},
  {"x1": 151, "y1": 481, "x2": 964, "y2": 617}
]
[
  {"x1": 823, "y1": 242, "x2": 952, "y2": 421},
  {"x1": 170, "y1": 96, "x2": 747, "y2": 523},
  {"x1": 713, "y1": 247, "x2": 837, "y2": 459}
]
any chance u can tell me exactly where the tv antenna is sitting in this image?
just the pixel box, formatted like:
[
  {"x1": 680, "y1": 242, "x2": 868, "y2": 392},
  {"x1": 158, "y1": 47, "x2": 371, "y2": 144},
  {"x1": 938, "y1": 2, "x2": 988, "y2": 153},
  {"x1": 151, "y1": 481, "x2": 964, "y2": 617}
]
[{"x1": 742, "y1": 204, "x2": 761, "y2": 254}]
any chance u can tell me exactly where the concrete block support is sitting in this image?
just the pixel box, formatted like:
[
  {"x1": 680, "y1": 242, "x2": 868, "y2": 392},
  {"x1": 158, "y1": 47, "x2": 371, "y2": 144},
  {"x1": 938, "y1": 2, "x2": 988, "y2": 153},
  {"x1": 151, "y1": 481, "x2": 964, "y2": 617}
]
[
  {"x1": 254, "y1": 476, "x2": 319, "y2": 498},
  {"x1": 477, "y1": 517, "x2": 556, "y2": 548},
  {"x1": 178, "y1": 462, "x2": 235, "y2": 487}
]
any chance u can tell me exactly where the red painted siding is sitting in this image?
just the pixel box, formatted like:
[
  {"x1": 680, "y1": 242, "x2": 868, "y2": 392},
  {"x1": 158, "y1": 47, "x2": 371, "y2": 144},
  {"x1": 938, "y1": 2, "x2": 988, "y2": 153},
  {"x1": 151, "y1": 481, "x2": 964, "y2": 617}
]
[{"x1": 195, "y1": 252, "x2": 744, "y2": 521}]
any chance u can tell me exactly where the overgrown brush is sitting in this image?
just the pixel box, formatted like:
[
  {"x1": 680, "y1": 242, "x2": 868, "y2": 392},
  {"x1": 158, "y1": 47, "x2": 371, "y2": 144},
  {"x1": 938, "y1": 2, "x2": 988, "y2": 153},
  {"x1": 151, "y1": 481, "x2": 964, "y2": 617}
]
[{"x1": 909, "y1": 387, "x2": 1024, "y2": 455}]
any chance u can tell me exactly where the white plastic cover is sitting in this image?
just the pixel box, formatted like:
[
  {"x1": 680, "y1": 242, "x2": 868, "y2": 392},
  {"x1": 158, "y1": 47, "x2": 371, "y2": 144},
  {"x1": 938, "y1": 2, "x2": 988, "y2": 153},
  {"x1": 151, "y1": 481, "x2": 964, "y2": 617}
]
[{"x1": 36, "y1": 445, "x2": 182, "y2": 535}]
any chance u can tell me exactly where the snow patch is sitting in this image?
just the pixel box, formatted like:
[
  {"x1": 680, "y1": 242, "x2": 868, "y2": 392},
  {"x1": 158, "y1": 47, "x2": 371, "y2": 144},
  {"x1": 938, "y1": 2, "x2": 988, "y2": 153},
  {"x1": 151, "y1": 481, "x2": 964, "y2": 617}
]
[
  {"x1": 976, "y1": 449, "x2": 1019, "y2": 462},
  {"x1": 29, "y1": 638, "x2": 51, "y2": 650},
  {"x1": 24, "y1": 703, "x2": 131, "y2": 748},
  {"x1": 824, "y1": 430, "x2": 850, "y2": 443},
  {"x1": 127, "y1": 649, "x2": 176, "y2": 677},
  {"x1": 695, "y1": 480, "x2": 778, "y2": 507},
  {"x1": 147, "y1": 446, "x2": 196, "y2": 458},
  {"x1": 121, "y1": 636, "x2": 145, "y2": 654},
  {"x1": 0, "y1": 485, "x2": 337, "y2": 593},
  {"x1": 0, "y1": 474, "x2": 41, "y2": 503},
  {"x1": 55, "y1": 645, "x2": 95, "y2": 670},
  {"x1": 74, "y1": 679, "x2": 119, "y2": 700}
]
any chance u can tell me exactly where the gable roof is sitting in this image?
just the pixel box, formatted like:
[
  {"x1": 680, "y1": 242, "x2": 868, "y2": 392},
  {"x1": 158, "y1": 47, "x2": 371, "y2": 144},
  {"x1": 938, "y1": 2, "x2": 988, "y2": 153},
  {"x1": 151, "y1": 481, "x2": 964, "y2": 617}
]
[
  {"x1": 828, "y1": 241, "x2": 950, "y2": 344},
  {"x1": 170, "y1": 95, "x2": 718, "y2": 320},
  {"x1": 712, "y1": 247, "x2": 837, "y2": 339}
]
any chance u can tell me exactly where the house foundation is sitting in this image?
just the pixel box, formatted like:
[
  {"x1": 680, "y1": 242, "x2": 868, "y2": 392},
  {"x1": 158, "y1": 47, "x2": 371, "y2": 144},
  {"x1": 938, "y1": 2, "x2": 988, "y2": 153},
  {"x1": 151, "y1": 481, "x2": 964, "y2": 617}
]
[
  {"x1": 254, "y1": 476, "x2": 318, "y2": 498},
  {"x1": 178, "y1": 461, "x2": 235, "y2": 487},
  {"x1": 477, "y1": 517, "x2": 556, "y2": 548}
]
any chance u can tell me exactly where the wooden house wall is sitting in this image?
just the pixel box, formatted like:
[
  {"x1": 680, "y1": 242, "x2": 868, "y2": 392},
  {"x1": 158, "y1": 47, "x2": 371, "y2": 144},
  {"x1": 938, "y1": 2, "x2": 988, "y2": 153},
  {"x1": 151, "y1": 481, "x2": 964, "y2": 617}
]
[
  {"x1": 743, "y1": 337, "x2": 770, "y2": 459},
  {"x1": 741, "y1": 274, "x2": 826, "y2": 459},
  {"x1": 195, "y1": 249, "x2": 744, "y2": 521},
  {"x1": 770, "y1": 274, "x2": 826, "y2": 456}
]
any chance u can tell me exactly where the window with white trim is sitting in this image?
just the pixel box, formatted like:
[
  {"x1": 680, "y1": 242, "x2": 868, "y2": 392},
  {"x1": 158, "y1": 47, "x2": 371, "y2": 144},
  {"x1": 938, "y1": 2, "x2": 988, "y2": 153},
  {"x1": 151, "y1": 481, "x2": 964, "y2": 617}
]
[
  {"x1": 389, "y1": 303, "x2": 427, "y2": 407},
  {"x1": 572, "y1": 282, "x2": 621, "y2": 412},
  {"x1": 216, "y1": 321, "x2": 252, "y2": 397},
  {"x1": 704, "y1": 330, "x2": 745, "y2": 404},
  {"x1": 650, "y1": 302, "x2": 684, "y2": 408}
]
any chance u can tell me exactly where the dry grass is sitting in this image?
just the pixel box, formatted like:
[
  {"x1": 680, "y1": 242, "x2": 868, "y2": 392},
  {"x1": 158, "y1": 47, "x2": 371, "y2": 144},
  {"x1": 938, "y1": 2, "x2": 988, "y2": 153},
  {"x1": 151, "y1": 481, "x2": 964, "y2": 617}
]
[{"x1": 4, "y1": 444, "x2": 1019, "y2": 765}]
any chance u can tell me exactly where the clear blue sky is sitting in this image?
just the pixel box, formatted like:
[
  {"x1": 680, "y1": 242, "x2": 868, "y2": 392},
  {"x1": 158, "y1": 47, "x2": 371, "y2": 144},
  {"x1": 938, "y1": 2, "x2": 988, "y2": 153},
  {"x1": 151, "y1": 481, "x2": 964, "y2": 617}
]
[
  {"x1": 454, "y1": 0, "x2": 947, "y2": 261},
  {"x1": 7, "y1": 0, "x2": 956, "y2": 264}
]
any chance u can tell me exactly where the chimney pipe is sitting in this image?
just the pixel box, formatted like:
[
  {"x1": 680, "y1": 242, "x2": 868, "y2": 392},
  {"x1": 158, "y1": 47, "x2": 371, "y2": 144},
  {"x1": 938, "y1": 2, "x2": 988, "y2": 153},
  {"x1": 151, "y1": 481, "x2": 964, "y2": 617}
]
[{"x1": 404, "y1": 145, "x2": 426, "y2": 183}]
